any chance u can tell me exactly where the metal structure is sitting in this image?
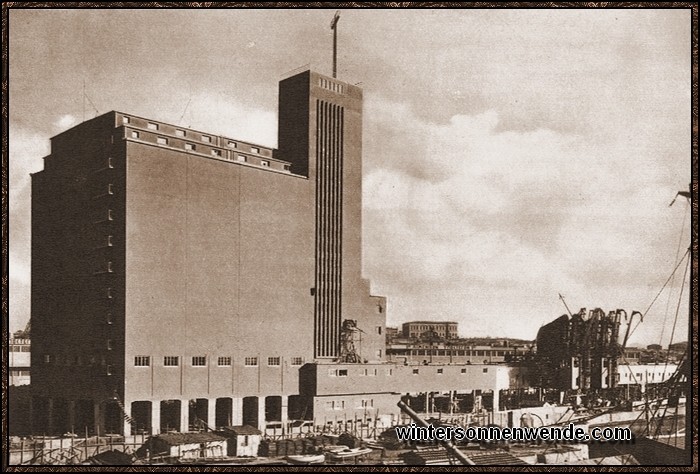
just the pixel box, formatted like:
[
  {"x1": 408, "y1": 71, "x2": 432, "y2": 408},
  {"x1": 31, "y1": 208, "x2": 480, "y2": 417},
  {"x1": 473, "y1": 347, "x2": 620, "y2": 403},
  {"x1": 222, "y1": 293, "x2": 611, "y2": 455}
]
[
  {"x1": 536, "y1": 307, "x2": 625, "y2": 392},
  {"x1": 338, "y1": 319, "x2": 362, "y2": 363},
  {"x1": 330, "y1": 11, "x2": 340, "y2": 78},
  {"x1": 396, "y1": 400, "x2": 474, "y2": 466}
]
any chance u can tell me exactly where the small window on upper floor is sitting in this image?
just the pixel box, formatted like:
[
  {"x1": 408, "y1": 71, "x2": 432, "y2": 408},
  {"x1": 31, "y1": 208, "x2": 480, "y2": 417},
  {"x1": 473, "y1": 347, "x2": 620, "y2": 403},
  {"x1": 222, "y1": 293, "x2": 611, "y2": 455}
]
[
  {"x1": 192, "y1": 356, "x2": 207, "y2": 366},
  {"x1": 175, "y1": 129, "x2": 185, "y2": 137},
  {"x1": 157, "y1": 137, "x2": 168, "y2": 145},
  {"x1": 260, "y1": 160, "x2": 269, "y2": 167},
  {"x1": 201, "y1": 135, "x2": 211, "y2": 143},
  {"x1": 211, "y1": 149, "x2": 222, "y2": 157},
  {"x1": 237, "y1": 155, "x2": 247, "y2": 162},
  {"x1": 122, "y1": 116, "x2": 130, "y2": 124},
  {"x1": 437, "y1": 368, "x2": 443, "y2": 374},
  {"x1": 147, "y1": 122, "x2": 159, "y2": 131},
  {"x1": 185, "y1": 143, "x2": 196, "y2": 151},
  {"x1": 483, "y1": 368, "x2": 488, "y2": 373},
  {"x1": 218, "y1": 356, "x2": 231, "y2": 366},
  {"x1": 291, "y1": 357, "x2": 303, "y2": 366},
  {"x1": 227, "y1": 141, "x2": 237, "y2": 148},
  {"x1": 251, "y1": 147, "x2": 260, "y2": 154},
  {"x1": 413, "y1": 368, "x2": 419, "y2": 375},
  {"x1": 244, "y1": 357, "x2": 258, "y2": 367},
  {"x1": 267, "y1": 357, "x2": 280, "y2": 367},
  {"x1": 134, "y1": 356, "x2": 150, "y2": 367},
  {"x1": 131, "y1": 131, "x2": 140, "y2": 139},
  {"x1": 164, "y1": 356, "x2": 179, "y2": 367}
]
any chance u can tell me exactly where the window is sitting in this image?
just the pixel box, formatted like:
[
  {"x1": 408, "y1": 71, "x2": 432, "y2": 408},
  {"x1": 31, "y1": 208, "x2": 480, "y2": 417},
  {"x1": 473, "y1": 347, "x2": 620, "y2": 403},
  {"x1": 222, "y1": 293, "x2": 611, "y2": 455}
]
[
  {"x1": 201, "y1": 135, "x2": 211, "y2": 143},
  {"x1": 413, "y1": 368, "x2": 419, "y2": 375},
  {"x1": 107, "y1": 339, "x2": 113, "y2": 351},
  {"x1": 377, "y1": 326, "x2": 382, "y2": 335},
  {"x1": 376, "y1": 349, "x2": 382, "y2": 358},
  {"x1": 106, "y1": 312, "x2": 113, "y2": 324},
  {"x1": 242, "y1": 435, "x2": 249, "y2": 447},
  {"x1": 106, "y1": 287, "x2": 113, "y2": 299},
  {"x1": 284, "y1": 164, "x2": 290, "y2": 171},
  {"x1": 227, "y1": 141, "x2": 237, "y2": 148},
  {"x1": 107, "y1": 183, "x2": 114, "y2": 195},
  {"x1": 244, "y1": 357, "x2": 258, "y2": 367},
  {"x1": 268, "y1": 357, "x2": 280, "y2": 366},
  {"x1": 192, "y1": 356, "x2": 206, "y2": 366},
  {"x1": 131, "y1": 131, "x2": 140, "y2": 139},
  {"x1": 291, "y1": 357, "x2": 303, "y2": 366},
  {"x1": 164, "y1": 356, "x2": 179, "y2": 367},
  {"x1": 134, "y1": 356, "x2": 150, "y2": 367},
  {"x1": 361, "y1": 399, "x2": 373, "y2": 408},
  {"x1": 387, "y1": 368, "x2": 393, "y2": 376},
  {"x1": 107, "y1": 157, "x2": 114, "y2": 169},
  {"x1": 147, "y1": 122, "x2": 159, "y2": 130},
  {"x1": 260, "y1": 160, "x2": 269, "y2": 167},
  {"x1": 175, "y1": 129, "x2": 185, "y2": 137},
  {"x1": 122, "y1": 116, "x2": 130, "y2": 124},
  {"x1": 108, "y1": 209, "x2": 114, "y2": 220},
  {"x1": 461, "y1": 368, "x2": 467, "y2": 374},
  {"x1": 157, "y1": 137, "x2": 168, "y2": 145},
  {"x1": 437, "y1": 368, "x2": 443, "y2": 374},
  {"x1": 483, "y1": 368, "x2": 488, "y2": 373},
  {"x1": 237, "y1": 155, "x2": 247, "y2": 162},
  {"x1": 44, "y1": 354, "x2": 52, "y2": 364},
  {"x1": 107, "y1": 365, "x2": 113, "y2": 375},
  {"x1": 251, "y1": 147, "x2": 260, "y2": 154},
  {"x1": 218, "y1": 356, "x2": 231, "y2": 366},
  {"x1": 106, "y1": 235, "x2": 113, "y2": 247},
  {"x1": 211, "y1": 149, "x2": 221, "y2": 157},
  {"x1": 326, "y1": 401, "x2": 334, "y2": 410},
  {"x1": 338, "y1": 369, "x2": 348, "y2": 377}
]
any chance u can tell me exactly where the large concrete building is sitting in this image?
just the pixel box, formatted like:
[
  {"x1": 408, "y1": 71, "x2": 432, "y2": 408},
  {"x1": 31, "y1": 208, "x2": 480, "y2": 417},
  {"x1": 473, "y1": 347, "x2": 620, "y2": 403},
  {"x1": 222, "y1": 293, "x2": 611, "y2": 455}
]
[{"x1": 30, "y1": 70, "x2": 386, "y2": 436}]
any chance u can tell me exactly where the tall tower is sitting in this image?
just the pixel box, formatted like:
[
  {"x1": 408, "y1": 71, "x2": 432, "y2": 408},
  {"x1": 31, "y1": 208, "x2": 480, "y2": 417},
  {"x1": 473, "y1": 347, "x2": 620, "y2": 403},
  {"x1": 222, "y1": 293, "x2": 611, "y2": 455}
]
[{"x1": 278, "y1": 71, "x2": 379, "y2": 360}]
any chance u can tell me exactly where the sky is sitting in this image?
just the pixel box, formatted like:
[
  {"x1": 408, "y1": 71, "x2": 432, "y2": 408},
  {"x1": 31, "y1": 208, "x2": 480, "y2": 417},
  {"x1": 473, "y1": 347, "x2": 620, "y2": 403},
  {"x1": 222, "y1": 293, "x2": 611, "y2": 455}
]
[{"x1": 8, "y1": 8, "x2": 692, "y2": 347}]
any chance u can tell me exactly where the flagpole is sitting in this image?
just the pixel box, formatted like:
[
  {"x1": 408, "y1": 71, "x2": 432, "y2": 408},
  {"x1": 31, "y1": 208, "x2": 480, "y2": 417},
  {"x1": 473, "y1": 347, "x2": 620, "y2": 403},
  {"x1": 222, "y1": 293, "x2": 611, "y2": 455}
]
[{"x1": 331, "y1": 11, "x2": 340, "y2": 78}]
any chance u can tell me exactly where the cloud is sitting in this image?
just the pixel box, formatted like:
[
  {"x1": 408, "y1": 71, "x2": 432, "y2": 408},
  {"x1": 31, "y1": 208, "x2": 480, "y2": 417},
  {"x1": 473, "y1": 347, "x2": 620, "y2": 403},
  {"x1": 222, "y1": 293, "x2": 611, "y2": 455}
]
[
  {"x1": 362, "y1": 95, "x2": 690, "y2": 344},
  {"x1": 9, "y1": 126, "x2": 49, "y2": 332},
  {"x1": 55, "y1": 114, "x2": 78, "y2": 129}
]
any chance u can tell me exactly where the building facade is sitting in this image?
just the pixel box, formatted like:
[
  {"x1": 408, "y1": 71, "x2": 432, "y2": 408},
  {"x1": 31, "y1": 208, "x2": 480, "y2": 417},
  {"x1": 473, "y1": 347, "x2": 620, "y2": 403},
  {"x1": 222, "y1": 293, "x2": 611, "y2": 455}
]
[
  {"x1": 30, "y1": 70, "x2": 386, "y2": 436},
  {"x1": 9, "y1": 338, "x2": 31, "y2": 386},
  {"x1": 401, "y1": 321, "x2": 459, "y2": 340}
]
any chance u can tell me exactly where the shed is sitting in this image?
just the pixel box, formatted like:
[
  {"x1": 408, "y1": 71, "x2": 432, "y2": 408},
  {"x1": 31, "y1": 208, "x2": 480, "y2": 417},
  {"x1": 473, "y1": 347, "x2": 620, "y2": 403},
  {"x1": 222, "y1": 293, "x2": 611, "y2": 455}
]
[
  {"x1": 137, "y1": 432, "x2": 227, "y2": 460},
  {"x1": 217, "y1": 425, "x2": 263, "y2": 457}
]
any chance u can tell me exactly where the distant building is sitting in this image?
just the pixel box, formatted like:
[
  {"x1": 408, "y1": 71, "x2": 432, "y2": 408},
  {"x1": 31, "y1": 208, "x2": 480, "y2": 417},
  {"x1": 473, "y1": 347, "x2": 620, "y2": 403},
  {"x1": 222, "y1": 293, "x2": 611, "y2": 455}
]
[
  {"x1": 384, "y1": 326, "x2": 399, "y2": 341},
  {"x1": 9, "y1": 338, "x2": 31, "y2": 386},
  {"x1": 402, "y1": 321, "x2": 458, "y2": 340},
  {"x1": 386, "y1": 341, "x2": 524, "y2": 365}
]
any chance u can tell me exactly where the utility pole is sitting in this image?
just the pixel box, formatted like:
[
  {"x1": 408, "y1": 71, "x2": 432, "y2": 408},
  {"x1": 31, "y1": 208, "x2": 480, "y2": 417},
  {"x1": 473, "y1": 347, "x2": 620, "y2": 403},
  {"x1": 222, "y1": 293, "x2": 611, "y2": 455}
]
[{"x1": 330, "y1": 11, "x2": 340, "y2": 78}]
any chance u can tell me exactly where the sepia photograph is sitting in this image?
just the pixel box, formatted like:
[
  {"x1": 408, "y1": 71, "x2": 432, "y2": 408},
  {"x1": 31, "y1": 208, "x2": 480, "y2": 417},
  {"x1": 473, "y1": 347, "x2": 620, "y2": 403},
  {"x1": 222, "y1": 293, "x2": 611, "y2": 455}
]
[{"x1": 5, "y1": 4, "x2": 696, "y2": 468}]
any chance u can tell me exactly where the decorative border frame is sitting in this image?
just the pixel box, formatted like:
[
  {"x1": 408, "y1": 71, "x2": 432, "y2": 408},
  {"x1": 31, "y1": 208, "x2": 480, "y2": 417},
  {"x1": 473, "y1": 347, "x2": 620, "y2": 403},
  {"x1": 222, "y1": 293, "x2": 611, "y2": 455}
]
[{"x1": 1, "y1": 2, "x2": 697, "y2": 472}]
